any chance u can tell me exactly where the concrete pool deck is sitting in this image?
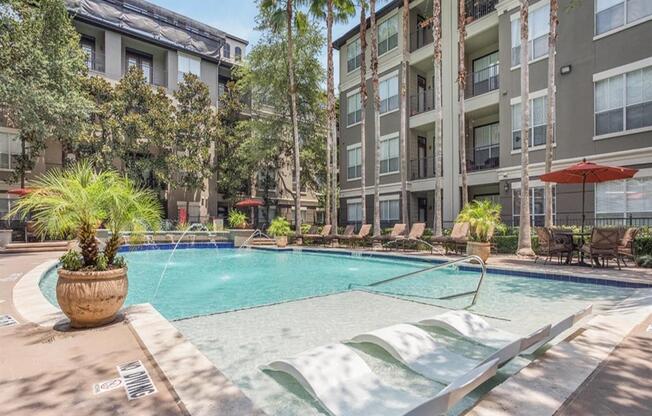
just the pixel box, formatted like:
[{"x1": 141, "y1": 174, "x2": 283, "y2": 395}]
[{"x1": 1, "y1": 248, "x2": 652, "y2": 415}]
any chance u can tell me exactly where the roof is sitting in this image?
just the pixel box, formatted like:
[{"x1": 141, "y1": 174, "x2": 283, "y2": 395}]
[{"x1": 333, "y1": 0, "x2": 402, "y2": 50}]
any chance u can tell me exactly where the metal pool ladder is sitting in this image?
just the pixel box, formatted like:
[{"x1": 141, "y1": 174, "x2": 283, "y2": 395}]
[
  {"x1": 239, "y1": 229, "x2": 274, "y2": 248},
  {"x1": 351, "y1": 255, "x2": 487, "y2": 306}
]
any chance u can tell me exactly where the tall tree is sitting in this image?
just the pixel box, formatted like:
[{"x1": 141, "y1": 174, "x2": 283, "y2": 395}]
[
  {"x1": 358, "y1": 0, "x2": 368, "y2": 226},
  {"x1": 544, "y1": 0, "x2": 558, "y2": 228},
  {"x1": 0, "y1": 0, "x2": 90, "y2": 186},
  {"x1": 517, "y1": 0, "x2": 534, "y2": 256},
  {"x1": 399, "y1": 0, "x2": 409, "y2": 228},
  {"x1": 457, "y1": 0, "x2": 469, "y2": 206},
  {"x1": 260, "y1": 0, "x2": 307, "y2": 234},
  {"x1": 370, "y1": 0, "x2": 381, "y2": 237}
]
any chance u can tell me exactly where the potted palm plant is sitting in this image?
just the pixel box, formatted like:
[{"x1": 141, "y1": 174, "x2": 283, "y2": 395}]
[
  {"x1": 227, "y1": 209, "x2": 248, "y2": 229},
  {"x1": 267, "y1": 217, "x2": 291, "y2": 247},
  {"x1": 8, "y1": 163, "x2": 161, "y2": 328},
  {"x1": 456, "y1": 200, "x2": 502, "y2": 262}
]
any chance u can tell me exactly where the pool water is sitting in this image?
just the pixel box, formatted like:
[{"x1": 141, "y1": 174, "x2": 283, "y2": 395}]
[{"x1": 40, "y1": 248, "x2": 635, "y2": 322}]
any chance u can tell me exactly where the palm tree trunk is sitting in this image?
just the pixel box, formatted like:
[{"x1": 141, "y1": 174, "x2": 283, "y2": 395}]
[
  {"x1": 286, "y1": 0, "x2": 302, "y2": 235},
  {"x1": 432, "y1": 0, "x2": 443, "y2": 237},
  {"x1": 458, "y1": 0, "x2": 468, "y2": 207},
  {"x1": 329, "y1": 0, "x2": 339, "y2": 233},
  {"x1": 359, "y1": 1, "x2": 368, "y2": 226},
  {"x1": 544, "y1": 0, "x2": 558, "y2": 228},
  {"x1": 517, "y1": 0, "x2": 534, "y2": 256},
  {"x1": 400, "y1": 0, "x2": 409, "y2": 228},
  {"x1": 370, "y1": 0, "x2": 381, "y2": 237},
  {"x1": 325, "y1": 0, "x2": 333, "y2": 226}
]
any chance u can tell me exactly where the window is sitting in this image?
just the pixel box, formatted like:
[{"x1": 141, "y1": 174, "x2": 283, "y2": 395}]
[
  {"x1": 380, "y1": 135, "x2": 399, "y2": 174},
  {"x1": 347, "y1": 200, "x2": 363, "y2": 222},
  {"x1": 223, "y1": 43, "x2": 230, "y2": 59},
  {"x1": 178, "y1": 53, "x2": 201, "y2": 82},
  {"x1": 512, "y1": 95, "x2": 550, "y2": 150},
  {"x1": 235, "y1": 47, "x2": 242, "y2": 61},
  {"x1": 473, "y1": 123, "x2": 499, "y2": 169},
  {"x1": 126, "y1": 50, "x2": 153, "y2": 84},
  {"x1": 0, "y1": 195, "x2": 12, "y2": 219},
  {"x1": 511, "y1": 3, "x2": 550, "y2": 67},
  {"x1": 347, "y1": 144, "x2": 362, "y2": 180},
  {"x1": 513, "y1": 186, "x2": 556, "y2": 226},
  {"x1": 596, "y1": 176, "x2": 652, "y2": 218},
  {"x1": 347, "y1": 91, "x2": 362, "y2": 126},
  {"x1": 80, "y1": 36, "x2": 96, "y2": 71},
  {"x1": 347, "y1": 38, "x2": 362, "y2": 72},
  {"x1": 378, "y1": 15, "x2": 398, "y2": 55},
  {"x1": 217, "y1": 82, "x2": 226, "y2": 105},
  {"x1": 379, "y1": 74, "x2": 399, "y2": 114},
  {"x1": 595, "y1": 0, "x2": 652, "y2": 35},
  {"x1": 472, "y1": 51, "x2": 499, "y2": 95},
  {"x1": 0, "y1": 131, "x2": 21, "y2": 170},
  {"x1": 380, "y1": 197, "x2": 400, "y2": 221},
  {"x1": 595, "y1": 66, "x2": 652, "y2": 136}
]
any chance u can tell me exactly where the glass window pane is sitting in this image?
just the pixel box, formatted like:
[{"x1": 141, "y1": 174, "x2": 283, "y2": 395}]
[
  {"x1": 609, "y1": 75, "x2": 624, "y2": 108},
  {"x1": 596, "y1": 2, "x2": 625, "y2": 34},
  {"x1": 627, "y1": 70, "x2": 643, "y2": 105},
  {"x1": 627, "y1": 0, "x2": 652, "y2": 23},
  {"x1": 596, "y1": 180, "x2": 626, "y2": 213},
  {"x1": 595, "y1": 79, "x2": 609, "y2": 112}
]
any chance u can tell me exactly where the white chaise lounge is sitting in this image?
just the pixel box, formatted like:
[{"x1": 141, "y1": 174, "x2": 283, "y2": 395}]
[
  {"x1": 262, "y1": 343, "x2": 499, "y2": 416},
  {"x1": 417, "y1": 305, "x2": 593, "y2": 353},
  {"x1": 347, "y1": 323, "x2": 544, "y2": 384}
]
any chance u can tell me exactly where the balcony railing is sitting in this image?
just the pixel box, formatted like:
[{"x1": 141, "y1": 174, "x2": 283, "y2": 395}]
[
  {"x1": 409, "y1": 156, "x2": 442, "y2": 180},
  {"x1": 85, "y1": 50, "x2": 105, "y2": 73},
  {"x1": 465, "y1": 63, "x2": 499, "y2": 98},
  {"x1": 465, "y1": 0, "x2": 498, "y2": 22},
  {"x1": 410, "y1": 89, "x2": 435, "y2": 116},
  {"x1": 410, "y1": 26, "x2": 433, "y2": 52}
]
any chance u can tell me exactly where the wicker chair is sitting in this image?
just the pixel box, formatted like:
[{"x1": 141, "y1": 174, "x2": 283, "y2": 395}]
[
  {"x1": 617, "y1": 227, "x2": 639, "y2": 267},
  {"x1": 534, "y1": 227, "x2": 572, "y2": 264},
  {"x1": 580, "y1": 228, "x2": 621, "y2": 269}
]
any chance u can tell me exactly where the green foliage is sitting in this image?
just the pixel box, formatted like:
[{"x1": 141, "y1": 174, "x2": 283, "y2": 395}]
[
  {"x1": 228, "y1": 210, "x2": 247, "y2": 229},
  {"x1": 636, "y1": 255, "x2": 652, "y2": 268},
  {"x1": 113, "y1": 256, "x2": 127, "y2": 269},
  {"x1": 268, "y1": 217, "x2": 292, "y2": 237},
  {"x1": 60, "y1": 250, "x2": 83, "y2": 272},
  {"x1": 456, "y1": 200, "x2": 503, "y2": 243},
  {"x1": 635, "y1": 236, "x2": 652, "y2": 257},
  {"x1": 301, "y1": 223, "x2": 312, "y2": 234},
  {"x1": 95, "y1": 253, "x2": 108, "y2": 271},
  {"x1": 0, "y1": 0, "x2": 91, "y2": 184}
]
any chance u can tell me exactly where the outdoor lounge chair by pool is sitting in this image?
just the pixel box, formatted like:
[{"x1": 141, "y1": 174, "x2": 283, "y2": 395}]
[
  {"x1": 325, "y1": 225, "x2": 355, "y2": 245},
  {"x1": 262, "y1": 343, "x2": 499, "y2": 416},
  {"x1": 417, "y1": 306, "x2": 592, "y2": 353},
  {"x1": 302, "y1": 224, "x2": 331, "y2": 245},
  {"x1": 340, "y1": 224, "x2": 372, "y2": 247},
  {"x1": 373, "y1": 223, "x2": 407, "y2": 243},
  {"x1": 429, "y1": 222, "x2": 469, "y2": 254}
]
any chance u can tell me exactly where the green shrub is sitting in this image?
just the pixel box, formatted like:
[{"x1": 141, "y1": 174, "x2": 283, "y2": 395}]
[
  {"x1": 60, "y1": 250, "x2": 83, "y2": 271},
  {"x1": 635, "y1": 236, "x2": 652, "y2": 257},
  {"x1": 456, "y1": 200, "x2": 503, "y2": 242},
  {"x1": 268, "y1": 217, "x2": 292, "y2": 237},
  {"x1": 301, "y1": 223, "x2": 312, "y2": 234},
  {"x1": 228, "y1": 210, "x2": 247, "y2": 228},
  {"x1": 636, "y1": 255, "x2": 652, "y2": 268},
  {"x1": 113, "y1": 256, "x2": 127, "y2": 269},
  {"x1": 96, "y1": 254, "x2": 108, "y2": 271}
]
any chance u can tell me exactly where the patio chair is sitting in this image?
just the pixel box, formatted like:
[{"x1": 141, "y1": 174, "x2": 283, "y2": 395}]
[
  {"x1": 325, "y1": 225, "x2": 354, "y2": 246},
  {"x1": 399, "y1": 223, "x2": 428, "y2": 251},
  {"x1": 340, "y1": 224, "x2": 372, "y2": 247},
  {"x1": 262, "y1": 342, "x2": 498, "y2": 416},
  {"x1": 534, "y1": 227, "x2": 573, "y2": 264},
  {"x1": 429, "y1": 222, "x2": 469, "y2": 254},
  {"x1": 302, "y1": 224, "x2": 331, "y2": 245},
  {"x1": 372, "y1": 223, "x2": 407, "y2": 245},
  {"x1": 580, "y1": 228, "x2": 621, "y2": 269},
  {"x1": 617, "y1": 227, "x2": 639, "y2": 267}
]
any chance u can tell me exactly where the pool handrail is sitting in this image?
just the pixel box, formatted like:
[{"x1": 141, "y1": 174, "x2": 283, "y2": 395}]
[
  {"x1": 239, "y1": 229, "x2": 274, "y2": 248},
  {"x1": 350, "y1": 255, "x2": 487, "y2": 306}
]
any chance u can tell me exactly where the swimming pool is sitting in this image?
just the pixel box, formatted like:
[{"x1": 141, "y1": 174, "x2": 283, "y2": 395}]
[{"x1": 39, "y1": 247, "x2": 637, "y2": 321}]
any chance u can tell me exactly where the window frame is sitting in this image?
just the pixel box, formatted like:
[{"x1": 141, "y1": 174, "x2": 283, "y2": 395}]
[
  {"x1": 346, "y1": 198, "x2": 363, "y2": 223},
  {"x1": 379, "y1": 72, "x2": 399, "y2": 115},
  {"x1": 178, "y1": 52, "x2": 201, "y2": 82},
  {"x1": 0, "y1": 129, "x2": 23, "y2": 172},
  {"x1": 510, "y1": 1, "x2": 551, "y2": 69},
  {"x1": 126, "y1": 48, "x2": 154, "y2": 84},
  {"x1": 346, "y1": 37, "x2": 362, "y2": 73},
  {"x1": 346, "y1": 89, "x2": 363, "y2": 127},
  {"x1": 346, "y1": 143, "x2": 362, "y2": 180},
  {"x1": 379, "y1": 195, "x2": 400, "y2": 222},
  {"x1": 379, "y1": 134, "x2": 400, "y2": 175},
  {"x1": 594, "y1": 0, "x2": 652, "y2": 38},
  {"x1": 512, "y1": 185, "x2": 556, "y2": 227},
  {"x1": 595, "y1": 176, "x2": 652, "y2": 218},
  {"x1": 511, "y1": 91, "x2": 553, "y2": 151},
  {"x1": 377, "y1": 14, "x2": 399, "y2": 56}
]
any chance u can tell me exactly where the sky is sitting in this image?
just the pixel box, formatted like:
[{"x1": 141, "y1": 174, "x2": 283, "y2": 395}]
[{"x1": 152, "y1": 0, "x2": 362, "y2": 87}]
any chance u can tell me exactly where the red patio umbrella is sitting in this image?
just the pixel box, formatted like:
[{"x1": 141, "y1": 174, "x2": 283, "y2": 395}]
[
  {"x1": 234, "y1": 198, "x2": 264, "y2": 209},
  {"x1": 540, "y1": 159, "x2": 637, "y2": 232},
  {"x1": 7, "y1": 188, "x2": 32, "y2": 196}
]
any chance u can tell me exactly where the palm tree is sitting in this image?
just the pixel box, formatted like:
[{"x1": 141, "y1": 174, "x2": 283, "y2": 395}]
[
  {"x1": 7, "y1": 163, "x2": 161, "y2": 268},
  {"x1": 359, "y1": 0, "x2": 368, "y2": 226},
  {"x1": 517, "y1": 0, "x2": 534, "y2": 256},
  {"x1": 431, "y1": 0, "x2": 443, "y2": 236},
  {"x1": 544, "y1": 0, "x2": 558, "y2": 228},
  {"x1": 457, "y1": 0, "x2": 468, "y2": 206},
  {"x1": 370, "y1": 0, "x2": 381, "y2": 237},
  {"x1": 261, "y1": 0, "x2": 306, "y2": 235},
  {"x1": 399, "y1": 0, "x2": 409, "y2": 228}
]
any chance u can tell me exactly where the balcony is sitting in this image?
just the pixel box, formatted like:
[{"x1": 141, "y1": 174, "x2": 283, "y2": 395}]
[
  {"x1": 409, "y1": 156, "x2": 440, "y2": 180},
  {"x1": 410, "y1": 89, "x2": 435, "y2": 116},
  {"x1": 468, "y1": 144, "x2": 499, "y2": 172},
  {"x1": 465, "y1": 63, "x2": 499, "y2": 98},
  {"x1": 465, "y1": 0, "x2": 498, "y2": 22},
  {"x1": 410, "y1": 27, "x2": 433, "y2": 52}
]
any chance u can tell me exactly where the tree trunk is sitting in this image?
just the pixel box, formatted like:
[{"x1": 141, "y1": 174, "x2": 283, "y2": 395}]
[
  {"x1": 329, "y1": 0, "x2": 338, "y2": 232},
  {"x1": 370, "y1": 0, "x2": 381, "y2": 237},
  {"x1": 544, "y1": 0, "x2": 558, "y2": 228},
  {"x1": 458, "y1": 0, "x2": 468, "y2": 207},
  {"x1": 432, "y1": 0, "x2": 443, "y2": 237},
  {"x1": 325, "y1": 0, "x2": 333, "y2": 226},
  {"x1": 400, "y1": 0, "x2": 409, "y2": 228},
  {"x1": 286, "y1": 1, "x2": 302, "y2": 235},
  {"x1": 517, "y1": 0, "x2": 534, "y2": 256},
  {"x1": 20, "y1": 136, "x2": 26, "y2": 188},
  {"x1": 359, "y1": 2, "x2": 368, "y2": 226}
]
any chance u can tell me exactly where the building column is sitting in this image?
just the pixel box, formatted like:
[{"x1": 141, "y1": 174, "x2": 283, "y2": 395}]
[{"x1": 104, "y1": 30, "x2": 122, "y2": 79}]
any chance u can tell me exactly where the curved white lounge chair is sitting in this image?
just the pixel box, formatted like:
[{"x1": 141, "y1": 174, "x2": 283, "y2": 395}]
[
  {"x1": 349, "y1": 323, "x2": 535, "y2": 384},
  {"x1": 417, "y1": 305, "x2": 592, "y2": 352},
  {"x1": 262, "y1": 343, "x2": 499, "y2": 416}
]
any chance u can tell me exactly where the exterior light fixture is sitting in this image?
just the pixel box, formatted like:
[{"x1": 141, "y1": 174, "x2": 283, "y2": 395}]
[{"x1": 560, "y1": 65, "x2": 572, "y2": 75}]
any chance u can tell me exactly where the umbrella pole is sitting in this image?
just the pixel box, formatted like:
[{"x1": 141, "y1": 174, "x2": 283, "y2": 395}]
[{"x1": 581, "y1": 176, "x2": 586, "y2": 236}]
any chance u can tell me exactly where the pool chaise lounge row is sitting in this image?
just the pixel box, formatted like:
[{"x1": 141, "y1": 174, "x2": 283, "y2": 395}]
[{"x1": 262, "y1": 306, "x2": 592, "y2": 416}]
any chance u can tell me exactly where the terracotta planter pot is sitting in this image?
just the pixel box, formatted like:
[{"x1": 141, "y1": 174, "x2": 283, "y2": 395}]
[
  {"x1": 56, "y1": 268, "x2": 128, "y2": 328},
  {"x1": 275, "y1": 236, "x2": 288, "y2": 247},
  {"x1": 467, "y1": 241, "x2": 491, "y2": 263}
]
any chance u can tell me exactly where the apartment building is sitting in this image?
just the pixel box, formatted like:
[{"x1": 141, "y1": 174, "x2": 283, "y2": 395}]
[
  {"x1": 334, "y1": 0, "x2": 652, "y2": 229},
  {"x1": 0, "y1": 0, "x2": 321, "y2": 227}
]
